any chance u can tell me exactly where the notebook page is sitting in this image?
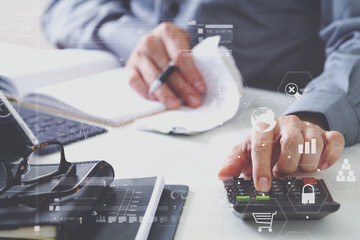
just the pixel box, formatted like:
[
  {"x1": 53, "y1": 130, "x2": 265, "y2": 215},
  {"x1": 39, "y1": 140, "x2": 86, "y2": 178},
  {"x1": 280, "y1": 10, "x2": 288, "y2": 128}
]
[
  {"x1": 135, "y1": 36, "x2": 243, "y2": 134},
  {"x1": 0, "y1": 42, "x2": 119, "y2": 99},
  {"x1": 27, "y1": 68, "x2": 165, "y2": 125}
]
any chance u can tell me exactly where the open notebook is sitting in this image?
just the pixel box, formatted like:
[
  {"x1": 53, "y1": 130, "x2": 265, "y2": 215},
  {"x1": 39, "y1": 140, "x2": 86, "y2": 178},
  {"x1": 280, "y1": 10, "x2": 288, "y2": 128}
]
[{"x1": 1, "y1": 36, "x2": 243, "y2": 134}]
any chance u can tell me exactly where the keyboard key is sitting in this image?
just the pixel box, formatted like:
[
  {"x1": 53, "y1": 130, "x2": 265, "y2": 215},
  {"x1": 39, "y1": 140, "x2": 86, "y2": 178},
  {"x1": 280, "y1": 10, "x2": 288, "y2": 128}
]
[
  {"x1": 16, "y1": 105, "x2": 107, "y2": 155},
  {"x1": 56, "y1": 119, "x2": 66, "y2": 124}
]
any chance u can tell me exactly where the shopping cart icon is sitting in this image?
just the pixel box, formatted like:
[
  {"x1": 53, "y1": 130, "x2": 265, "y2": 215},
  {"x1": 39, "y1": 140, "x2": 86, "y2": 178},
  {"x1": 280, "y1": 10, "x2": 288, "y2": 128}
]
[{"x1": 252, "y1": 211, "x2": 277, "y2": 232}]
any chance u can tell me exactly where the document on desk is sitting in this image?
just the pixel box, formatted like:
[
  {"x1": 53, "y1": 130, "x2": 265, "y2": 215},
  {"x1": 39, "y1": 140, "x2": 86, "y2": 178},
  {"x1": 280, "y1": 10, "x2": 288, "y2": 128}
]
[
  {"x1": 17, "y1": 36, "x2": 242, "y2": 132},
  {"x1": 135, "y1": 36, "x2": 243, "y2": 134}
]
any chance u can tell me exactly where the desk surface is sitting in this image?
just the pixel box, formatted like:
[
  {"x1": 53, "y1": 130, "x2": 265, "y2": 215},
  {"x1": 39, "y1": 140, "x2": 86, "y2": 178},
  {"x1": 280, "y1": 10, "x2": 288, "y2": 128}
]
[{"x1": 40, "y1": 87, "x2": 359, "y2": 240}]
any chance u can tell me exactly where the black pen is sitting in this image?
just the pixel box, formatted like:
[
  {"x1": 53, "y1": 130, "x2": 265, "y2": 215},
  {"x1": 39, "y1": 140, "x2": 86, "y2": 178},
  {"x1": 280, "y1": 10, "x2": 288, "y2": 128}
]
[{"x1": 148, "y1": 60, "x2": 178, "y2": 93}]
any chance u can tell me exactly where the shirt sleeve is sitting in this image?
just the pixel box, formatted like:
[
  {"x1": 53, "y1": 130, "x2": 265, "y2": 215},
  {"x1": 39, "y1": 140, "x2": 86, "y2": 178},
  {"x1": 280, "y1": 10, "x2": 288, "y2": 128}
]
[
  {"x1": 42, "y1": 0, "x2": 154, "y2": 61},
  {"x1": 284, "y1": 1, "x2": 360, "y2": 146}
]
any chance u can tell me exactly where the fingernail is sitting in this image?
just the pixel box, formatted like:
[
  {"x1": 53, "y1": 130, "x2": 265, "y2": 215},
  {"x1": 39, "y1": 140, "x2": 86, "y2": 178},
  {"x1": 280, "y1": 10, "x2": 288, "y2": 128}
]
[
  {"x1": 320, "y1": 161, "x2": 329, "y2": 170},
  {"x1": 222, "y1": 157, "x2": 235, "y2": 167},
  {"x1": 194, "y1": 81, "x2": 206, "y2": 93},
  {"x1": 165, "y1": 97, "x2": 180, "y2": 109},
  {"x1": 188, "y1": 95, "x2": 201, "y2": 107},
  {"x1": 257, "y1": 177, "x2": 269, "y2": 192}
]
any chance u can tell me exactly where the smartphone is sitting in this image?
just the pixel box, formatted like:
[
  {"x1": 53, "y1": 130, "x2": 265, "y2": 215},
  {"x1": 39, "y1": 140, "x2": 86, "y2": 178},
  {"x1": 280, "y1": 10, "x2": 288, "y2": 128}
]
[{"x1": 0, "y1": 91, "x2": 38, "y2": 162}]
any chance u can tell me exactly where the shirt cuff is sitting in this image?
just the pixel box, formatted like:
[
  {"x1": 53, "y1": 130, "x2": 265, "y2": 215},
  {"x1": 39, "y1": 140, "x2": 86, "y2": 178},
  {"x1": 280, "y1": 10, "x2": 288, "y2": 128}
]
[
  {"x1": 283, "y1": 90, "x2": 358, "y2": 146},
  {"x1": 98, "y1": 16, "x2": 155, "y2": 61}
]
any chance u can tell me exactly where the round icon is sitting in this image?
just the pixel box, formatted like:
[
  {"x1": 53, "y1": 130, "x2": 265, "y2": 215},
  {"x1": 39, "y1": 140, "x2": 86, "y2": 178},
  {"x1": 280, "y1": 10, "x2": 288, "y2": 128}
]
[
  {"x1": 170, "y1": 191, "x2": 179, "y2": 200},
  {"x1": 285, "y1": 83, "x2": 302, "y2": 99},
  {"x1": 251, "y1": 107, "x2": 277, "y2": 133},
  {"x1": 0, "y1": 102, "x2": 11, "y2": 118}
]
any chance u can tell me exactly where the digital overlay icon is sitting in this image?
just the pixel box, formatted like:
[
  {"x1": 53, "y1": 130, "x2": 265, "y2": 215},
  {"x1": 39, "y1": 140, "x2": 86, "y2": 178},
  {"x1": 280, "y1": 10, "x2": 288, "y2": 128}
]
[
  {"x1": 336, "y1": 158, "x2": 356, "y2": 182},
  {"x1": 218, "y1": 82, "x2": 241, "y2": 98},
  {"x1": 301, "y1": 184, "x2": 315, "y2": 204},
  {"x1": 251, "y1": 107, "x2": 277, "y2": 133},
  {"x1": 285, "y1": 83, "x2": 302, "y2": 99},
  {"x1": 252, "y1": 211, "x2": 277, "y2": 232},
  {"x1": 298, "y1": 139, "x2": 316, "y2": 154}
]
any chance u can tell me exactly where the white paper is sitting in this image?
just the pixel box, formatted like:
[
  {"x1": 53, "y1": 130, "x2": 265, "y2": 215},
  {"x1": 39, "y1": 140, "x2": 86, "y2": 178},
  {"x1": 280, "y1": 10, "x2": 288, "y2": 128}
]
[
  {"x1": 19, "y1": 36, "x2": 242, "y2": 130},
  {"x1": 0, "y1": 42, "x2": 119, "y2": 98},
  {"x1": 136, "y1": 36, "x2": 243, "y2": 134},
  {"x1": 28, "y1": 69, "x2": 165, "y2": 125}
]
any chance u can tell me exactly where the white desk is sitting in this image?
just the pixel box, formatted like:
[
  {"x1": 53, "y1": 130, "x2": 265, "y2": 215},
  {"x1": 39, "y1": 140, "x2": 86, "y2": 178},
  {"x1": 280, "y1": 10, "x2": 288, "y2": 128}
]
[{"x1": 43, "y1": 87, "x2": 360, "y2": 240}]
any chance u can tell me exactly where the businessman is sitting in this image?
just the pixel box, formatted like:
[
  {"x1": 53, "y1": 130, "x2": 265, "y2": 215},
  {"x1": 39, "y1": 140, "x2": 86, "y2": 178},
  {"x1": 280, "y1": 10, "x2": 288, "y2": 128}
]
[{"x1": 43, "y1": 0, "x2": 360, "y2": 192}]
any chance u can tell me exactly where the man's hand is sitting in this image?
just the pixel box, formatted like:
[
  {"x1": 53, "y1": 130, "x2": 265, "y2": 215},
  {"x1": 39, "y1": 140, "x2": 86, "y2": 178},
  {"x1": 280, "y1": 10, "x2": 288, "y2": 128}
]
[
  {"x1": 125, "y1": 22, "x2": 205, "y2": 109},
  {"x1": 218, "y1": 115, "x2": 345, "y2": 192}
]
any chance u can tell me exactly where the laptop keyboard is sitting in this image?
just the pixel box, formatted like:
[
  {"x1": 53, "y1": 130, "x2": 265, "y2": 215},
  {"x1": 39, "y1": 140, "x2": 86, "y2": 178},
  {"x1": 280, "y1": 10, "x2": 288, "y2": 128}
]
[{"x1": 17, "y1": 105, "x2": 107, "y2": 154}]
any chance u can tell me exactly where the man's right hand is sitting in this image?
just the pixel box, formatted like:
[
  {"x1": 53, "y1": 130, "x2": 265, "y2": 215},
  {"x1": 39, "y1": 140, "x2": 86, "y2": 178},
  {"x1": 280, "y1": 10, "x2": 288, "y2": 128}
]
[{"x1": 125, "y1": 22, "x2": 205, "y2": 109}]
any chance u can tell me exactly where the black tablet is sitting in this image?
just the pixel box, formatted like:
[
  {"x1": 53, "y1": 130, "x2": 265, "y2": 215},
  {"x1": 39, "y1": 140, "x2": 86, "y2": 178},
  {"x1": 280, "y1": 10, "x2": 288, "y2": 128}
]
[{"x1": 0, "y1": 91, "x2": 38, "y2": 162}]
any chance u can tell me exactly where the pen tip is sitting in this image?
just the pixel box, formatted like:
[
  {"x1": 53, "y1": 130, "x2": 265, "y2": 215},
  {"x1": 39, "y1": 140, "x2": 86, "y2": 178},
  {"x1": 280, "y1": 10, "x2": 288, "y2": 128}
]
[{"x1": 149, "y1": 79, "x2": 161, "y2": 94}]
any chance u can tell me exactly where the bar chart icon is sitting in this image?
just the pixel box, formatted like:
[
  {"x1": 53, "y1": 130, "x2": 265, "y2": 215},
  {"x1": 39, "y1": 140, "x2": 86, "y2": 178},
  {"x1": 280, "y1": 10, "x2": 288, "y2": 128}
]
[{"x1": 298, "y1": 139, "x2": 316, "y2": 154}]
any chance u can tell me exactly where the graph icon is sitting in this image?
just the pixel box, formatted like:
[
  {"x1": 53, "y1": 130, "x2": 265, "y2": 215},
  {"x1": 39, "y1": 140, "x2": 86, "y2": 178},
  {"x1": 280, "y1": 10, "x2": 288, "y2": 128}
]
[{"x1": 298, "y1": 139, "x2": 316, "y2": 154}]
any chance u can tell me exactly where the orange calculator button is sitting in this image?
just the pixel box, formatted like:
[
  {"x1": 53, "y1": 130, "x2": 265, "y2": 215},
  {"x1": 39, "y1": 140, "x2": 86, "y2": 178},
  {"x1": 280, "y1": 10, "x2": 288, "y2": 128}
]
[{"x1": 302, "y1": 177, "x2": 317, "y2": 185}]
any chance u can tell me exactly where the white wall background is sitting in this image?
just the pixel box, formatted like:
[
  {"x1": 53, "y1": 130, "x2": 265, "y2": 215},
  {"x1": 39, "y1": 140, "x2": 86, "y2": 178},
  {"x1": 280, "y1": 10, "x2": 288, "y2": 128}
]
[{"x1": 0, "y1": 0, "x2": 53, "y2": 49}]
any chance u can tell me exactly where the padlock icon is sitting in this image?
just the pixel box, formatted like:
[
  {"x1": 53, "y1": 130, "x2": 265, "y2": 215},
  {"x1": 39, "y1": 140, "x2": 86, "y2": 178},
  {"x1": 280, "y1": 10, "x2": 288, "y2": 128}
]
[{"x1": 301, "y1": 184, "x2": 315, "y2": 204}]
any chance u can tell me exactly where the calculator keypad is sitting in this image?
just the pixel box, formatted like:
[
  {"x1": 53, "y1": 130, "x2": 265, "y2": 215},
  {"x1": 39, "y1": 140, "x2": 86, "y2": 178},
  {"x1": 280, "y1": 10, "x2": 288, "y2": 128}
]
[
  {"x1": 224, "y1": 177, "x2": 340, "y2": 220},
  {"x1": 225, "y1": 177, "x2": 324, "y2": 204}
]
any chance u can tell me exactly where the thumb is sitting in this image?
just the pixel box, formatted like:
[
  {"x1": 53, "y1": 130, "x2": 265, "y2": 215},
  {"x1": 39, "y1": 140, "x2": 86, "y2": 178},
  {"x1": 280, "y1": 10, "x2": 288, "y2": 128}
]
[{"x1": 218, "y1": 143, "x2": 250, "y2": 181}]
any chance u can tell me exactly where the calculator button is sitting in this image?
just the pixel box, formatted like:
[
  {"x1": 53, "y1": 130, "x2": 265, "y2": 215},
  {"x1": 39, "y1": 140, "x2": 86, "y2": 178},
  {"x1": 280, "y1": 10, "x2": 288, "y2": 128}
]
[
  {"x1": 302, "y1": 177, "x2": 317, "y2": 185},
  {"x1": 289, "y1": 191, "x2": 301, "y2": 196},
  {"x1": 273, "y1": 191, "x2": 284, "y2": 196},
  {"x1": 256, "y1": 196, "x2": 270, "y2": 201},
  {"x1": 272, "y1": 178, "x2": 282, "y2": 185},
  {"x1": 224, "y1": 181, "x2": 233, "y2": 187},
  {"x1": 236, "y1": 188, "x2": 248, "y2": 194},
  {"x1": 235, "y1": 178, "x2": 245, "y2": 185},
  {"x1": 290, "y1": 187, "x2": 301, "y2": 192},
  {"x1": 292, "y1": 196, "x2": 301, "y2": 202},
  {"x1": 236, "y1": 192, "x2": 249, "y2": 196},
  {"x1": 285, "y1": 177, "x2": 296, "y2": 183},
  {"x1": 236, "y1": 196, "x2": 250, "y2": 201}
]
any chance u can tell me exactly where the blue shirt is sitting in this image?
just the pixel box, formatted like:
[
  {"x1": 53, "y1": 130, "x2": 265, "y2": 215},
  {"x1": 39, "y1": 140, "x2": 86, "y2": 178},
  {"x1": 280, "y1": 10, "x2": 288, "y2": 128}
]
[{"x1": 42, "y1": 0, "x2": 360, "y2": 146}]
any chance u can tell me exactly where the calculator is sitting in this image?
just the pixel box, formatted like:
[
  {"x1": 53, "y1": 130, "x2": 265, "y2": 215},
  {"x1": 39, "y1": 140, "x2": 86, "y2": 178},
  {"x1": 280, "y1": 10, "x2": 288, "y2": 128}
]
[{"x1": 224, "y1": 177, "x2": 340, "y2": 220}]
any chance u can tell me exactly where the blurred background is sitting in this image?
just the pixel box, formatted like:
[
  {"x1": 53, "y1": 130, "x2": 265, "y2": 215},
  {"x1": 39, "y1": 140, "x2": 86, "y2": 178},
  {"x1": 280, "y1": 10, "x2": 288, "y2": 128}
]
[{"x1": 0, "y1": 0, "x2": 52, "y2": 49}]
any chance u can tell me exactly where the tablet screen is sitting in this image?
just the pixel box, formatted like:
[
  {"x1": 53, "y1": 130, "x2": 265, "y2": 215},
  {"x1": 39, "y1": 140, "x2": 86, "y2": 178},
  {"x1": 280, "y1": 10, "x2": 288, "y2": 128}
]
[{"x1": 0, "y1": 92, "x2": 38, "y2": 162}]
